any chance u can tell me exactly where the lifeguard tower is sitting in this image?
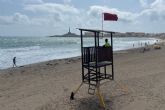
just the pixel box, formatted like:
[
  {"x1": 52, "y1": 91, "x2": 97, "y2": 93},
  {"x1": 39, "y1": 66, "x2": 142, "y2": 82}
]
[{"x1": 70, "y1": 28, "x2": 115, "y2": 108}]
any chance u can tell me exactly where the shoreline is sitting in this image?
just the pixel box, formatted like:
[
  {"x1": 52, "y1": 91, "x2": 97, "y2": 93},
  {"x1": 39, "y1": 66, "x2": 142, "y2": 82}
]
[
  {"x1": 0, "y1": 48, "x2": 151, "y2": 71},
  {"x1": 0, "y1": 37, "x2": 163, "y2": 71},
  {"x1": 0, "y1": 36, "x2": 161, "y2": 70},
  {"x1": 0, "y1": 38, "x2": 164, "y2": 73}
]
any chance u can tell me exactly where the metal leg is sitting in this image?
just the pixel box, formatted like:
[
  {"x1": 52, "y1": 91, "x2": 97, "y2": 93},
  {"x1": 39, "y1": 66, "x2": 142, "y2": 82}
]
[
  {"x1": 70, "y1": 82, "x2": 83, "y2": 100},
  {"x1": 96, "y1": 86, "x2": 106, "y2": 108},
  {"x1": 112, "y1": 64, "x2": 114, "y2": 80},
  {"x1": 104, "y1": 66, "x2": 106, "y2": 78},
  {"x1": 98, "y1": 67, "x2": 100, "y2": 81}
]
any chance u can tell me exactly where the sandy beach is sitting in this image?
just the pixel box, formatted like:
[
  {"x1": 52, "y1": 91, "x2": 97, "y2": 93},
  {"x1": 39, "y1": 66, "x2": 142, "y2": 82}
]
[{"x1": 0, "y1": 41, "x2": 165, "y2": 110}]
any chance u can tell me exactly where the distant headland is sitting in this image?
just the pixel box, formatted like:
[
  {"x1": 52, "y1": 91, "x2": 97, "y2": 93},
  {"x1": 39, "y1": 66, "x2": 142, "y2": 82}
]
[
  {"x1": 49, "y1": 27, "x2": 79, "y2": 37},
  {"x1": 49, "y1": 28, "x2": 165, "y2": 39}
]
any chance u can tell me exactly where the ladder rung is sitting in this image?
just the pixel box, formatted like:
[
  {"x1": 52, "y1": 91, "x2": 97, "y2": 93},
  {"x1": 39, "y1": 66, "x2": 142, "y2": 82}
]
[
  {"x1": 88, "y1": 88, "x2": 95, "y2": 95},
  {"x1": 88, "y1": 84, "x2": 96, "y2": 95}
]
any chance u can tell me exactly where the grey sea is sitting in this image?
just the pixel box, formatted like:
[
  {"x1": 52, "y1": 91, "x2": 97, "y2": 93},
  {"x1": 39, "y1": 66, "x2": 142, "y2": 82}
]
[{"x1": 0, "y1": 36, "x2": 158, "y2": 69}]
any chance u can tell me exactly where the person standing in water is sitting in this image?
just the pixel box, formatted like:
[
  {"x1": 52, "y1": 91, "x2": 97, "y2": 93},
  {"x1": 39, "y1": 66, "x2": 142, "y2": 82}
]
[{"x1": 13, "y1": 57, "x2": 17, "y2": 67}]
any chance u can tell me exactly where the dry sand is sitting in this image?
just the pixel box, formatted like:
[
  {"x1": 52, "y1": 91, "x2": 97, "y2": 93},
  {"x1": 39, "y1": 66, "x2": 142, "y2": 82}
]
[{"x1": 0, "y1": 41, "x2": 165, "y2": 110}]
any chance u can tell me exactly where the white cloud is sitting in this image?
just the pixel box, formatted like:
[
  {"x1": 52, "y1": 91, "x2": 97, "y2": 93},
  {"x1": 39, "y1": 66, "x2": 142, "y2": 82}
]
[
  {"x1": 23, "y1": 3, "x2": 80, "y2": 25},
  {"x1": 87, "y1": 5, "x2": 138, "y2": 23},
  {"x1": 0, "y1": 16, "x2": 13, "y2": 25},
  {"x1": 0, "y1": 13, "x2": 49, "y2": 26},
  {"x1": 23, "y1": 0, "x2": 44, "y2": 4},
  {"x1": 30, "y1": 17, "x2": 50, "y2": 25},
  {"x1": 0, "y1": 13, "x2": 30, "y2": 25},
  {"x1": 140, "y1": 0, "x2": 165, "y2": 21},
  {"x1": 139, "y1": 0, "x2": 149, "y2": 7},
  {"x1": 13, "y1": 13, "x2": 30, "y2": 24},
  {"x1": 150, "y1": 0, "x2": 164, "y2": 8},
  {"x1": 86, "y1": 1, "x2": 165, "y2": 23},
  {"x1": 24, "y1": 3, "x2": 79, "y2": 14},
  {"x1": 63, "y1": 0, "x2": 72, "y2": 4},
  {"x1": 2, "y1": 0, "x2": 165, "y2": 35}
]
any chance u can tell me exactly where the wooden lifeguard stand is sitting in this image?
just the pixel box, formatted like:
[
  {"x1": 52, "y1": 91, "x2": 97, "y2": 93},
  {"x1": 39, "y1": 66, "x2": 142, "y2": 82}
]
[{"x1": 70, "y1": 28, "x2": 115, "y2": 108}]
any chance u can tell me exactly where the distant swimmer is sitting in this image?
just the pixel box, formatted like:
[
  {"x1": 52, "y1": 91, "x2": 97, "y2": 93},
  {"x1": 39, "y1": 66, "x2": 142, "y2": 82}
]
[{"x1": 13, "y1": 57, "x2": 17, "y2": 67}]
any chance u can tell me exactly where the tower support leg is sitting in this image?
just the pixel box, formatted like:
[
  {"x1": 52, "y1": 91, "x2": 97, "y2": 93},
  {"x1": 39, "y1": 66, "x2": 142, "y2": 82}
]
[
  {"x1": 96, "y1": 86, "x2": 106, "y2": 108},
  {"x1": 70, "y1": 82, "x2": 83, "y2": 100}
]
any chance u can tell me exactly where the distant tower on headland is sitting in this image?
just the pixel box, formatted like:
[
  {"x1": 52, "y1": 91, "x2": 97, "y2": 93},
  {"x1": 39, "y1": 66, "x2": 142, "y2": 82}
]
[
  {"x1": 68, "y1": 27, "x2": 71, "y2": 34},
  {"x1": 49, "y1": 27, "x2": 79, "y2": 37}
]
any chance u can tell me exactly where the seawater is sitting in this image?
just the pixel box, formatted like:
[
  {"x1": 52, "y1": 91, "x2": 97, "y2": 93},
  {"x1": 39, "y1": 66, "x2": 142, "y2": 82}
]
[{"x1": 0, "y1": 36, "x2": 158, "y2": 69}]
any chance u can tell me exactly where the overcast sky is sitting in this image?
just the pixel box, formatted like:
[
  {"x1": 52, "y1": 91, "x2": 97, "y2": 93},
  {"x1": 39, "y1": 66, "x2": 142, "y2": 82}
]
[{"x1": 0, "y1": 0, "x2": 165, "y2": 36}]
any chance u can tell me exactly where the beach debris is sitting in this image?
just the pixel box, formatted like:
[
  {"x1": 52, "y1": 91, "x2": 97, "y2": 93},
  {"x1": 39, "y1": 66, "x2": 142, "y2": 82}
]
[
  {"x1": 46, "y1": 63, "x2": 53, "y2": 66},
  {"x1": 153, "y1": 44, "x2": 161, "y2": 49},
  {"x1": 142, "y1": 47, "x2": 150, "y2": 53}
]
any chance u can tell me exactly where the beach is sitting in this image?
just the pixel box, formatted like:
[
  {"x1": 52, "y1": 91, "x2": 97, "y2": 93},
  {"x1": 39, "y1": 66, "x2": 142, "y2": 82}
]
[{"x1": 0, "y1": 41, "x2": 165, "y2": 110}]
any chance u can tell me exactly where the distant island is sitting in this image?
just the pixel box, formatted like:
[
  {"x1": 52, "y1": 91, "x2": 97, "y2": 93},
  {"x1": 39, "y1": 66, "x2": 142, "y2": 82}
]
[
  {"x1": 49, "y1": 27, "x2": 79, "y2": 37},
  {"x1": 49, "y1": 28, "x2": 165, "y2": 39}
]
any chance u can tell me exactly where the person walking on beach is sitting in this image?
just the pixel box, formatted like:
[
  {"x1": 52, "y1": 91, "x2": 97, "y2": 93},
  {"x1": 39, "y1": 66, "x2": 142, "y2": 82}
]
[
  {"x1": 13, "y1": 57, "x2": 17, "y2": 67},
  {"x1": 103, "y1": 39, "x2": 110, "y2": 47}
]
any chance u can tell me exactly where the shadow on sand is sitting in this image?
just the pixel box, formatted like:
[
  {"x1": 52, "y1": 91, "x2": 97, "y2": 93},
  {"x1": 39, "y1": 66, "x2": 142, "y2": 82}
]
[{"x1": 70, "y1": 96, "x2": 113, "y2": 110}]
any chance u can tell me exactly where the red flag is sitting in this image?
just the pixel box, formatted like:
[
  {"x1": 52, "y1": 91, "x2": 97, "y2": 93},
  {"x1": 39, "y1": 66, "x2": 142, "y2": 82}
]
[{"x1": 103, "y1": 13, "x2": 118, "y2": 21}]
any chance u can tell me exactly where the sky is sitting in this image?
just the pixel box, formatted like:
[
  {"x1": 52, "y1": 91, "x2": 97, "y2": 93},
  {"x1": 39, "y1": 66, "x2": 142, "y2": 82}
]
[{"x1": 0, "y1": 0, "x2": 165, "y2": 36}]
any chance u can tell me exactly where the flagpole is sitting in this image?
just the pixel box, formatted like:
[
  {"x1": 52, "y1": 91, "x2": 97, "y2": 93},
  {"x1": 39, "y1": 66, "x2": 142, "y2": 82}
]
[{"x1": 102, "y1": 12, "x2": 103, "y2": 37}]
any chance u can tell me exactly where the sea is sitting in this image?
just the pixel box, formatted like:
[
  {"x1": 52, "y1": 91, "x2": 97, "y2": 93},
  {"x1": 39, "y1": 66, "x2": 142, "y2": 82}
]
[{"x1": 0, "y1": 36, "x2": 158, "y2": 69}]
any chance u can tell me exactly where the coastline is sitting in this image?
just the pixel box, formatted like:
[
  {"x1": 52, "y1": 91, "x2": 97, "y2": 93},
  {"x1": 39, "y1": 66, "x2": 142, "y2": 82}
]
[
  {"x1": 0, "y1": 37, "x2": 162, "y2": 71},
  {"x1": 0, "y1": 35, "x2": 162, "y2": 70},
  {"x1": 0, "y1": 38, "x2": 165, "y2": 110}
]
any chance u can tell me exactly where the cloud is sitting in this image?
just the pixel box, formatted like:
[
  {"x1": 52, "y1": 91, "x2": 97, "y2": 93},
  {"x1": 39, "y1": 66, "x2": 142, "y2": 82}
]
[
  {"x1": 23, "y1": 0, "x2": 44, "y2": 4},
  {"x1": 2, "y1": 0, "x2": 165, "y2": 35},
  {"x1": 0, "y1": 13, "x2": 48, "y2": 26},
  {"x1": 0, "y1": 16, "x2": 13, "y2": 25},
  {"x1": 139, "y1": 0, "x2": 149, "y2": 7},
  {"x1": 63, "y1": 0, "x2": 72, "y2": 4},
  {"x1": 23, "y1": 2, "x2": 80, "y2": 25},
  {"x1": 86, "y1": 1, "x2": 165, "y2": 23},
  {"x1": 87, "y1": 5, "x2": 138, "y2": 23},
  {"x1": 140, "y1": 0, "x2": 165, "y2": 21},
  {"x1": 150, "y1": 0, "x2": 164, "y2": 8},
  {"x1": 30, "y1": 17, "x2": 50, "y2": 25},
  {"x1": 24, "y1": 3, "x2": 79, "y2": 14},
  {"x1": 13, "y1": 13, "x2": 30, "y2": 24},
  {"x1": 0, "y1": 13, "x2": 30, "y2": 25}
]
